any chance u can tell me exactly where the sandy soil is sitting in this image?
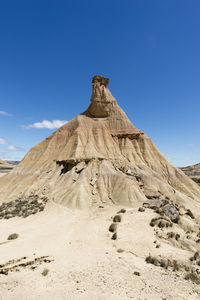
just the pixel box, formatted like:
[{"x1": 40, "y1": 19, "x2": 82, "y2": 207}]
[{"x1": 0, "y1": 202, "x2": 200, "y2": 300}]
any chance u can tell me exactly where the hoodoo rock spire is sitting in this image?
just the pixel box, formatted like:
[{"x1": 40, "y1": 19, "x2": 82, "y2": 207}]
[{"x1": 0, "y1": 76, "x2": 200, "y2": 212}]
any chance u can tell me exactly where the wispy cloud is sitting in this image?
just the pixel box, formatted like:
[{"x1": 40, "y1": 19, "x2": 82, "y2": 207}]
[
  {"x1": 22, "y1": 119, "x2": 68, "y2": 130},
  {"x1": 0, "y1": 137, "x2": 24, "y2": 153},
  {"x1": 0, "y1": 138, "x2": 8, "y2": 145},
  {"x1": 0, "y1": 110, "x2": 12, "y2": 116},
  {"x1": 7, "y1": 145, "x2": 24, "y2": 152}
]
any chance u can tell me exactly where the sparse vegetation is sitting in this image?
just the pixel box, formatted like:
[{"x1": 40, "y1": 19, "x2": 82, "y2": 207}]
[
  {"x1": 184, "y1": 272, "x2": 200, "y2": 284},
  {"x1": 167, "y1": 232, "x2": 175, "y2": 238},
  {"x1": 145, "y1": 255, "x2": 183, "y2": 272},
  {"x1": 7, "y1": 233, "x2": 19, "y2": 240},
  {"x1": 113, "y1": 215, "x2": 121, "y2": 223},
  {"x1": 117, "y1": 208, "x2": 126, "y2": 214},
  {"x1": 138, "y1": 207, "x2": 145, "y2": 212},
  {"x1": 167, "y1": 232, "x2": 180, "y2": 240},
  {"x1": 190, "y1": 251, "x2": 199, "y2": 262},
  {"x1": 111, "y1": 233, "x2": 117, "y2": 240},
  {"x1": 109, "y1": 223, "x2": 117, "y2": 233},
  {"x1": 0, "y1": 195, "x2": 48, "y2": 220},
  {"x1": 117, "y1": 248, "x2": 124, "y2": 253},
  {"x1": 42, "y1": 268, "x2": 49, "y2": 276},
  {"x1": 145, "y1": 256, "x2": 159, "y2": 266}
]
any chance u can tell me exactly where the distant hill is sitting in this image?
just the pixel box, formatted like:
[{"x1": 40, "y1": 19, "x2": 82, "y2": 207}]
[
  {"x1": 180, "y1": 163, "x2": 200, "y2": 186},
  {"x1": 6, "y1": 160, "x2": 20, "y2": 165},
  {"x1": 0, "y1": 159, "x2": 16, "y2": 176}
]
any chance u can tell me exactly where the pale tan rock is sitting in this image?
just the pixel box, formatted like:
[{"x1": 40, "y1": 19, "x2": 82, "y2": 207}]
[{"x1": 0, "y1": 76, "x2": 199, "y2": 214}]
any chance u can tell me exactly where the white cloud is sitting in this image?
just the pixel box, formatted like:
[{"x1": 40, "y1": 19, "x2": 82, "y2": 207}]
[
  {"x1": 22, "y1": 119, "x2": 68, "y2": 130},
  {"x1": 0, "y1": 137, "x2": 24, "y2": 152},
  {"x1": 7, "y1": 145, "x2": 17, "y2": 151},
  {"x1": 0, "y1": 110, "x2": 12, "y2": 116},
  {"x1": 0, "y1": 138, "x2": 8, "y2": 145}
]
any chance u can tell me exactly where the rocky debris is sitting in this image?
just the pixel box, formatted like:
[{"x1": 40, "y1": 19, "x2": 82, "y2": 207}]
[
  {"x1": 0, "y1": 195, "x2": 48, "y2": 220},
  {"x1": 0, "y1": 255, "x2": 53, "y2": 276},
  {"x1": 126, "y1": 169, "x2": 132, "y2": 175},
  {"x1": 143, "y1": 199, "x2": 168, "y2": 210},
  {"x1": 150, "y1": 217, "x2": 173, "y2": 228},
  {"x1": 163, "y1": 204, "x2": 180, "y2": 223},
  {"x1": 144, "y1": 199, "x2": 180, "y2": 223},
  {"x1": 7, "y1": 233, "x2": 19, "y2": 240},
  {"x1": 144, "y1": 188, "x2": 160, "y2": 199}
]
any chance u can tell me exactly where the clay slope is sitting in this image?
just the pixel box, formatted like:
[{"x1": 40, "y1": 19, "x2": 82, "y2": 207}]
[{"x1": 0, "y1": 75, "x2": 200, "y2": 213}]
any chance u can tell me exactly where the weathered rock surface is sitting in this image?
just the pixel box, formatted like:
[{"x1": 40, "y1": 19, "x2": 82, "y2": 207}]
[{"x1": 0, "y1": 76, "x2": 200, "y2": 214}]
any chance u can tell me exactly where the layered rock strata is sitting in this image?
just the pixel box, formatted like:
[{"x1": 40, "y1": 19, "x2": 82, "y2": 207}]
[{"x1": 0, "y1": 76, "x2": 199, "y2": 215}]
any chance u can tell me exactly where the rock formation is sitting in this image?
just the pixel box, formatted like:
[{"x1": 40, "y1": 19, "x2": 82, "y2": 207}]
[
  {"x1": 180, "y1": 163, "x2": 200, "y2": 186},
  {"x1": 1, "y1": 76, "x2": 200, "y2": 299},
  {"x1": 0, "y1": 75, "x2": 200, "y2": 213}
]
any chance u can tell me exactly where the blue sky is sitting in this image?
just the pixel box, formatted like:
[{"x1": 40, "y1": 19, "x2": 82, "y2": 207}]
[{"x1": 0, "y1": 0, "x2": 200, "y2": 167}]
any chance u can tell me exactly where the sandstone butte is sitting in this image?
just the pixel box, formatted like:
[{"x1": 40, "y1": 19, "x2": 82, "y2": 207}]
[
  {"x1": 0, "y1": 75, "x2": 200, "y2": 211},
  {"x1": 1, "y1": 76, "x2": 200, "y2": 299}
]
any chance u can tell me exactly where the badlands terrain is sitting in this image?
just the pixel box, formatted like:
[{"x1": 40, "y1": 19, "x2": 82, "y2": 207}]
[
  {"x1": 0, "y1": 160, "x2": 15, "y2": 178},
  {"x1": 181, "y1": 163, "x2": 200, "y2": 186},
  {"x1": 0, "y1": 76, "x2": 200, "y2": 299}
]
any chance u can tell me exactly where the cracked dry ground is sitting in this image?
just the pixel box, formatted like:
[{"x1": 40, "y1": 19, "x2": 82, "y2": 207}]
[{"x1": 0, "y1": 201, "x2": 200, "y2": 299}]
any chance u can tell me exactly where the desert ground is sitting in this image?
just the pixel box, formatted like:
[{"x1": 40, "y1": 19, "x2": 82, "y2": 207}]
[{"x1": 0, "y1": 201, "x2": 200, "y2": 300}]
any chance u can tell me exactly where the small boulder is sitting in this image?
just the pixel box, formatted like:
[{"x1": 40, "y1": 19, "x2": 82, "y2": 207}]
[
  {"x1": 144, "y1": 188, "x2": 160, "y2": 199},
  {"x1": 163, "y1": 204, "x2": 179, "y2": 223}
]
